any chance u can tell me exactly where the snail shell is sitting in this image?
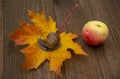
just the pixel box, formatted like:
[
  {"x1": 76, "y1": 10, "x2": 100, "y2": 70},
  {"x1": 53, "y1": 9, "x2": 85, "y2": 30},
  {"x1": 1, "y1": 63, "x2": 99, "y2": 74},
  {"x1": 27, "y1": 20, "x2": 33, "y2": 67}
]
[{"x1": 44, "y1": 32, "x2": 60, "y2": 49}]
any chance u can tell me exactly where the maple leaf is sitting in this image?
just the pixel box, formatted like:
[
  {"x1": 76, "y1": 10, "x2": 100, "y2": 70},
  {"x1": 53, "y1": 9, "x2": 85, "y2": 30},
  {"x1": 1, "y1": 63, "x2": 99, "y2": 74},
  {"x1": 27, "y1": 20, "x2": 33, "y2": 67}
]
[{"x1": 9, "y1": 10, "x2": 87, "y2": 76}]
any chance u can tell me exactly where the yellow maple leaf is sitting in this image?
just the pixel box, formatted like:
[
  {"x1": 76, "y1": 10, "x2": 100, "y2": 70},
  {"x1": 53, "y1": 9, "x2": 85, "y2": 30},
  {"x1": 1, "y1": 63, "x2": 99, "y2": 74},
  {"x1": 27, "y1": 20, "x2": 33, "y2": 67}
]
[{"x1": 9, "y1": 10, "x2": 87, "y2": 76}]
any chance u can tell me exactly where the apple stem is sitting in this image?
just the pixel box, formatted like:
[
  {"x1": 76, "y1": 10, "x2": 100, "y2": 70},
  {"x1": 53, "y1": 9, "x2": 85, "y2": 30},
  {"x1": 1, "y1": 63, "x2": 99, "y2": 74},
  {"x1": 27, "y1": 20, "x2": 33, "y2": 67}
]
[{"x1": 58, "y1": 4, "x2": 78, "y2": 34}]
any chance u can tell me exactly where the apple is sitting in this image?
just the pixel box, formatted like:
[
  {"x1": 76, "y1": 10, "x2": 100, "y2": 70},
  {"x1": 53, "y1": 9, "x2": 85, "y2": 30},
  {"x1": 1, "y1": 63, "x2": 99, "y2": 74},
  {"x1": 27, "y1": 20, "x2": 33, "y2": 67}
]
[{"x1": 82, "y1": 21, "x2": 109, "y2": 45}]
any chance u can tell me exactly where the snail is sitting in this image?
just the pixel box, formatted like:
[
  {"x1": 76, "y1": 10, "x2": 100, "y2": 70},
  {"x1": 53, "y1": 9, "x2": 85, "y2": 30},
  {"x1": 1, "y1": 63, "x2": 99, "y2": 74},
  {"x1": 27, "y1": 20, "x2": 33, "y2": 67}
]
[
  {"x1": 38, "y1": 32, "x2": 61, "y2": 51},
  {"x1": 44, "y1": 32, "x2": 60, "y2": 49}
]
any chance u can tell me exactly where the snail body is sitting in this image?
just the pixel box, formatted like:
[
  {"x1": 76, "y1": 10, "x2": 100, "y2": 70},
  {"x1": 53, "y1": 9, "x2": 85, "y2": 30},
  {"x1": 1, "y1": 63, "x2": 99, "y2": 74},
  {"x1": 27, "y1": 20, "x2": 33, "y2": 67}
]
[
  {"x1": 44, "y1": 32, "x2": 60, "y2": 49},
  {"x1": 38, "y1": 32, "x2": 60, "y2": 51}
]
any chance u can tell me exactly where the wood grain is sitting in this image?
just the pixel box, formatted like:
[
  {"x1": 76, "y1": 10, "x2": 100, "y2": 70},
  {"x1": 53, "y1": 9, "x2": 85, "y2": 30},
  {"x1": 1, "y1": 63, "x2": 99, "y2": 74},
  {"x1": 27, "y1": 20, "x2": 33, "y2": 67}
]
[
  {"x1": 3, "y1": 0, "x2": 120, "y2": 79},
  {"x1": 0, "y1": 0, "x2": 3, "y2": 79}
]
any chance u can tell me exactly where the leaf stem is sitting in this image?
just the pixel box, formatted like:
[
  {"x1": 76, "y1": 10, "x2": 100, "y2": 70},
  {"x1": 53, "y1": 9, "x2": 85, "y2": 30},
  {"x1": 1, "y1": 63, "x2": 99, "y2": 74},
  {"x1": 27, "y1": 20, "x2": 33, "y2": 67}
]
[{"x1": 58, "y1": 4, "x2": 78, "y2": 34}]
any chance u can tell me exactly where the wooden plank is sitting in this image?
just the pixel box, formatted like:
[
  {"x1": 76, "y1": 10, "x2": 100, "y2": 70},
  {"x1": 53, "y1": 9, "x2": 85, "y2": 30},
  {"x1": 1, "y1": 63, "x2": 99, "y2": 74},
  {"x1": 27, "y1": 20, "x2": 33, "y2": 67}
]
[
  {"x1": 3, "y1": 0, "x2": 120, "y2": 79},
  {"x1": 0, "y1": 0, "x2": 3, "y2": 79}
]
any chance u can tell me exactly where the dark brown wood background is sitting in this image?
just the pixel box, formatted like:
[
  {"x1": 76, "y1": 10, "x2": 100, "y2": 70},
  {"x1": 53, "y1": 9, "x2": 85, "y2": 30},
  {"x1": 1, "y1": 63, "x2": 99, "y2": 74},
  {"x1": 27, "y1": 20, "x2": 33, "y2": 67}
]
[{"x1": 0, "y1": 0, "x2": 120, "y2": 79}]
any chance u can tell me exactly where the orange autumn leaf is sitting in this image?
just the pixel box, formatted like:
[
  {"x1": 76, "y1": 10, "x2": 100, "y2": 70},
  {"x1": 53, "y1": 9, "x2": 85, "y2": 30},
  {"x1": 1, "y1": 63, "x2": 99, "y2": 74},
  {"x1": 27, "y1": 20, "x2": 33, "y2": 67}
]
[{"x1": 9, "y1": 10, "x2": 87, "y2": 76}]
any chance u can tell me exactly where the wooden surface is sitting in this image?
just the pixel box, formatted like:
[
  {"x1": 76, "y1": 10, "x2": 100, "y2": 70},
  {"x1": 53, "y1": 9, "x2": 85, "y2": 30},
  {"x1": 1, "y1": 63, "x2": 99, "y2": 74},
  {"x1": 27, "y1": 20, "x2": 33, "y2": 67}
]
[
  {"x1": 1, "y1": 0, "x2": 120, "y2": 79},
  {"x1": 0, "y1": 0, "x2": 3, "y2": 79}
]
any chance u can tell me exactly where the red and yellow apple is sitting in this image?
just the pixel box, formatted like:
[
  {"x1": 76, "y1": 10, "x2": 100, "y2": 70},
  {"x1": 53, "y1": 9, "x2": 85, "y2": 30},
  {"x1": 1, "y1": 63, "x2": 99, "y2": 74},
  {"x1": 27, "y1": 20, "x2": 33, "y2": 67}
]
[{"x1": 82, "y1": 21, "x2": 109, "y2": 45}]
